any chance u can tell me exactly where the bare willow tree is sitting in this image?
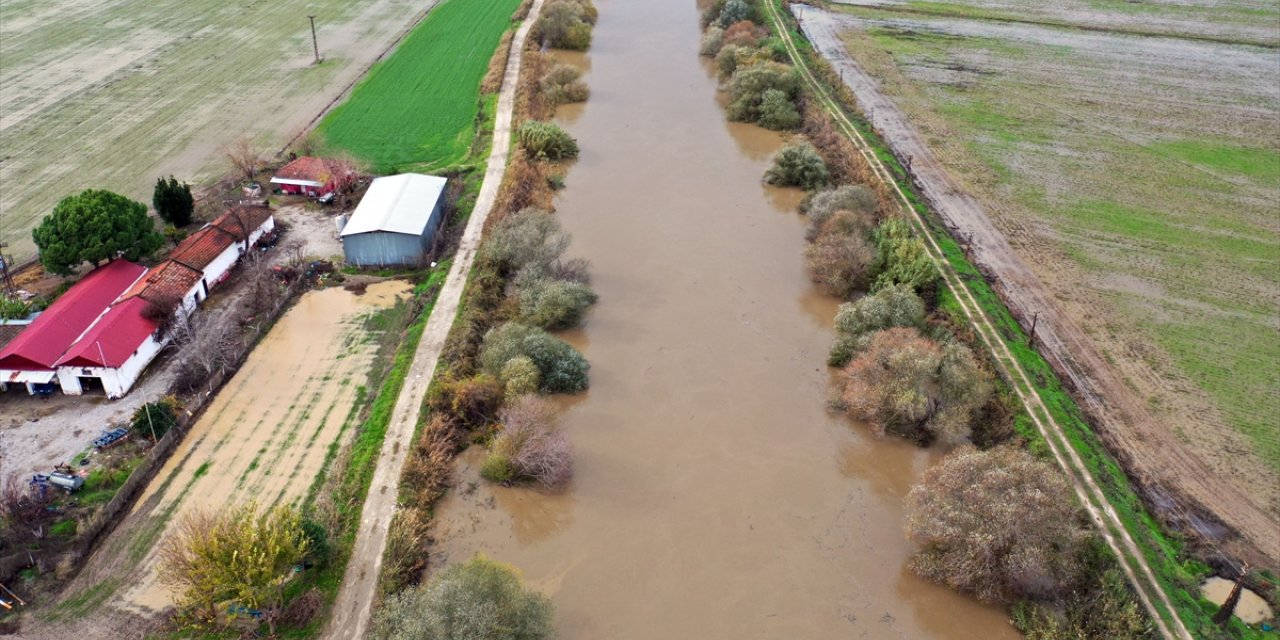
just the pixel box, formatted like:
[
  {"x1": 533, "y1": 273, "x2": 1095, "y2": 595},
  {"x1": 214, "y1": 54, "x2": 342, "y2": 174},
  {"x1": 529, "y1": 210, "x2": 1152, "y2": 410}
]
[
  {"x1": 905, "y1": 446, "x2": 1087, "y2": 604},
  {"x1": 225, "y1": 137, "x2": 262, "y2": 183},
  {"x1": 169, "y1": 305, "x2": 240, "y2": 392},
  {"x1": 158, "y1": 503, "x2": 310, "y2": 634},
  {"x1": 241, "y1": 249, "x2": 280, "y2": 313}
]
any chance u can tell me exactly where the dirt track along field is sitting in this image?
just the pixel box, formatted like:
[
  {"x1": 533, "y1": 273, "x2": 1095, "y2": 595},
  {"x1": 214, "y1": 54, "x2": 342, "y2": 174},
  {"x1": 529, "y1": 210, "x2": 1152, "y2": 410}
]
[
  {"x1": 0, "y1": 0, "x2": 440, "y2": 262},
  {"x1": 322, "y1": 3, "x2": 543, "y2": 636},
  {"x1": 793, "y1": 3, "x2": 1280, "y2": 567},
  {"x1": 27, "y1": 283, "x2": 409, "y2": 639}
]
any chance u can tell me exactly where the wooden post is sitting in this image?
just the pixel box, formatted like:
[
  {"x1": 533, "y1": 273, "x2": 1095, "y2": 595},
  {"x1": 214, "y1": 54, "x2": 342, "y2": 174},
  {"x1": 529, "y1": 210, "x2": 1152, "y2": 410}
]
[
  {"x1": 1028, "y1": 311, "x2": 1039, "y2": 346},
  {"x1": 308, "y1": 16, "x2": 320, "y2": 64},
  {"x1": 1213, "y1": 578, "x2": 1244, "y2": 626}
]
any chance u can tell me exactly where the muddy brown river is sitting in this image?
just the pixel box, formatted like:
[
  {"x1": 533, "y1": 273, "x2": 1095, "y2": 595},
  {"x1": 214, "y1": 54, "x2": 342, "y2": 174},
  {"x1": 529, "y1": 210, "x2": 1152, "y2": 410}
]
[{"x1": 427, "y1": 1, "x2": 1017, "y2": 637}]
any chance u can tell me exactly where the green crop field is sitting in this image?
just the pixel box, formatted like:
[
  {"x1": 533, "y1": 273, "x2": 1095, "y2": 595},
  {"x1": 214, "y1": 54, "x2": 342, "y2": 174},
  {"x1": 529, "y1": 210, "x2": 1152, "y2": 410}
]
[{"x1": 315, "y1": 0, "x2": 522, "y2": 173}]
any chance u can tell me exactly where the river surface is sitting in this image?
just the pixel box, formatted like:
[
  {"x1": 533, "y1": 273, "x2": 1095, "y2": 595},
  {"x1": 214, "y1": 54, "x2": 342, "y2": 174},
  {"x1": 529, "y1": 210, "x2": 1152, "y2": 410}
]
[{"x1": 427, "y1": 1, "x2": 1017, "y2": 637}]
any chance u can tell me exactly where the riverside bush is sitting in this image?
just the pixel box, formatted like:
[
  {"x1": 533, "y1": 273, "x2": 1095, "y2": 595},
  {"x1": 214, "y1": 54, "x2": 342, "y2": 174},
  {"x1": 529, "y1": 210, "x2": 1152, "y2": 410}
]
[
  {"x1": 806, "y1": 215, "x2": 876, "y2": 298},
  {"x1": 699, "y1": 26, "x2": 725, "y2": 56},
  {"x1": 722, "y1": 20, "x2": 763, "y2": 49},
  {"x1": 716, "y1": 0, "x2": 751, "y2": 28},
  {"x1": 906, "y1": 446, "x2": 1087, "y2": 604},
  {"x1": 536, "y1": 0, "x2": 596, "y2": 50},
  {"x1": 828, "y1": 284, "x2": 926, "y2": 366},
  {"x1": 518, "y1": 278, "x2": 598, "y2": 330},
  {"x1": 726, "y1": 62, "x2": 799, "y2": 124},
  {"x1": 518, "y1": 121, "x2": 579, "y2": 160},
  {"x1": 500, "y1": 356, "x2": 541, "y2": 399},
  {"x1": 872, "y1": 218, "x2": 938, "y2": 294},
  {"x1": 758, "y1": 89, "x2": 802, "y2": 130},
  {"x1": 840, "y1": 327, "x2": 992, "y2": 444},
  {"x1": 482, "y1": 395, "x2": 573, "y2": 488},
  {"x1": 802, "y1": 184, "x2": 879, "y2": 241},
  {"x1": 540, "y1": 64, "x2": 589, "y2": 105},
  {"x1": 372, "y1": 554, "x2": 555, "y2": 640},
  {"x1": 480, "y1": 323, "x2": 589, "y2": 394},
  {"x1": 479, "y1": 209, "x2": 572, "y2": 276},
  {"x1": 764, "y1": 141, "x2": 829, "y2": 188}
]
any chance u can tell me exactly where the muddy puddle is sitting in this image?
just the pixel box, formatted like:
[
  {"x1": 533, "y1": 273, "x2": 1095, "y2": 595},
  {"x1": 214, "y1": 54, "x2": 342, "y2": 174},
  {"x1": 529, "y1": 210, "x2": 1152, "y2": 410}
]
[
  {"x1": 426, "y1": 1, "x2": 1015, "y2": 637},
  {"x1": 122, "y1": 281, "x2": 410, "y2": 610},
  {"x1": 1201, "y1": 577, "x2": 1274, "y2": 625}
]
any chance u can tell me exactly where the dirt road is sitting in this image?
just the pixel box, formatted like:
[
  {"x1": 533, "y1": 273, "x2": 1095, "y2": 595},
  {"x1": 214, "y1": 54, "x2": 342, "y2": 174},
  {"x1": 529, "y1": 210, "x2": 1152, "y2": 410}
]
[
  {"x1": 322, "y1": 2, "x2": 543, "y2": 637},
  {"x1": 792, "y1": 3, "x2": 1278, "y2": 568}
]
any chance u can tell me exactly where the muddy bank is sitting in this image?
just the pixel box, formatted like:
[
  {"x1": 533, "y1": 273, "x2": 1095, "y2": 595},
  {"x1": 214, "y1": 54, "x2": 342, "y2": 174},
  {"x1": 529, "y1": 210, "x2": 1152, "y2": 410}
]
[{"x1": 426, "y1": 1, "x2": 1016, "y2": 636}]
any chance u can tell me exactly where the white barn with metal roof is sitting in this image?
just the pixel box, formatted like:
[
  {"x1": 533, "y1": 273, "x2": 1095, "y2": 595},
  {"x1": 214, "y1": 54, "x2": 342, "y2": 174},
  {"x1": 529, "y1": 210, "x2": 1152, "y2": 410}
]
[{"x1": 340, "y1": 174, "x2": 448, "y2": 267}]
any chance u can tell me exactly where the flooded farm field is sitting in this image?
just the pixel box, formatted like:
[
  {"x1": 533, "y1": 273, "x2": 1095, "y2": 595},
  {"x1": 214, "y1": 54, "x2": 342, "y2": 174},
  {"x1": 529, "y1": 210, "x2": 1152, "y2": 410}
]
[
  {"x1": 33, "y1": 282, "x2": 408, "y2": 636},
  {"x1": 426, "y1": 1, "x2": 1016, "y2": 637}
]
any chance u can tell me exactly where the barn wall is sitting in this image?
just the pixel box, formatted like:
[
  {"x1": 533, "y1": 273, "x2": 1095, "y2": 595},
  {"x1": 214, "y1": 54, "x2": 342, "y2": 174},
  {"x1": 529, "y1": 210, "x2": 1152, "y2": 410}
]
[
  {"x1": 56, "y1": 333, "x2": 166, "y2": 399},
  {"x1": 343, "y1": 232, "x2": 426, "y2": 267}
]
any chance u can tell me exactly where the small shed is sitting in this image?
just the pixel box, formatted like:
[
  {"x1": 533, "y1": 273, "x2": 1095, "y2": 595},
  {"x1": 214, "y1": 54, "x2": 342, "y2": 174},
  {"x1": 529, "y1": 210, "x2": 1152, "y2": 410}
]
[
  {"x1": 270, "y1": 157, "x2": 349, "y2": 196},
  {"x1": 340, "y1": 174, "x2": 448, "y2": 268}
]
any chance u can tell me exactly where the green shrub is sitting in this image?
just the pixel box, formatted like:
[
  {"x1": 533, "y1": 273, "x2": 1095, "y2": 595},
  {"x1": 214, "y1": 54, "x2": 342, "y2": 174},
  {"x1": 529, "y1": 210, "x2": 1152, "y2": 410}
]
[
  {"x1": 828, "y1": 284, "x2": 925, "y2": 366},
  {"x1": 518, "y1": 279, "x2": 598, "y2": 330},
  {"x1": 764, "y1": 141, "x2": 829, "y2": 189},
  {"x1": 726, "y1": 62, "x2": 799, "y2": 124},
  {"x1": 757, "y1": 89, "x2": 802, "y2": 130},
  {"x1": 480, "y1": 451, "x2": 515, "y2": 484},
  {"x1": 130, "y1": 396, "x2": 180, "y2": 439},
  {"x1": 50, "y1": 518, "x2": 77, "y2": 538},
  {"x1": 0, "y1": 296, "x2": 31, "y2": 321},
  {"x1": 540, "y1": 64, "x2": 589, "y2": 105},
  {"x1": 871, "y1": 218, "x2": 938, "y2": 294},
  {"x1": 301, "y1": 519, "x2": 331, "y2": 567},
  {"x1": 479, "y1": 323, "x2": 589, "y2": 394},
  {"x1": 699, "y1": 26, "x2": 725, "y2": 56},
  {"x1": 500, "y1": 356, "x2": 541, "y2": 400},
  {"x1": 906, "y1": 446, "x2": 1087, "y2": 604},
  {"x1": 517, "y1": 121, "x2": 579, "y2": 160},
  {"x1": 536, "y1": 0, "x2": 595, "y2": 50},
  {"x1": 802, "y1": 184, "x2": 879, "y2": 241},
  {"x1": 715, "y1": 44, "x2": 747, "y2": 78},
  {"x1": 372, "y1": 554, "x2": 555, "y2": 640}
]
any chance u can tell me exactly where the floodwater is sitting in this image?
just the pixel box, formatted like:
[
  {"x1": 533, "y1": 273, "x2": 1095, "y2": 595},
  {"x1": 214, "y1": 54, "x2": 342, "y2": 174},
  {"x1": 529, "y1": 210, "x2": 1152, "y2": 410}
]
[
  {"x1": 122, "y1": 281, "x2": 410, "y2": 610},
  {"x1": 427, "y1": 1, "x2": 1017, "y2": 638},
  {"x1": 1201, "y1": 577, "x2": 1274, "y2": 625}
]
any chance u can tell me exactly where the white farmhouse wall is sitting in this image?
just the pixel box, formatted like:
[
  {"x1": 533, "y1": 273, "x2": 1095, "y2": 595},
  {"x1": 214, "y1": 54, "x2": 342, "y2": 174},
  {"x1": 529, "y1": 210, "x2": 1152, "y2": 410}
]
[
  {"x1": 57, "y1": 333, "x2": 167, "y2": 399},
  {"x1": 202, "y1": 245, "x2": 242, "y2": 292}
]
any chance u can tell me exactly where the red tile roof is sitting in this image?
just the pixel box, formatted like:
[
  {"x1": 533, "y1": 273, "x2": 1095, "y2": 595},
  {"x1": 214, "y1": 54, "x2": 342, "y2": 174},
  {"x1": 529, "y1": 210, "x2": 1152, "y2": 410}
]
[
  {"x1": 272, "y1": 156, "x2": 341, "y2": 184},
  {"x1": 55, "y1": 297, "x2": 157, "y2": 368},
  {"x1": 171, "y1": 225, "x2": 235, "y2": 269},
  {"x1": 0, "y1": 260, "x2": 146, "y2": 370},
  {"x1": 211, "y1": 206, "x2": 273, "y2": 242},
  {"x1": 120, "y1": 260, "x2": 203, "y2": 305}
]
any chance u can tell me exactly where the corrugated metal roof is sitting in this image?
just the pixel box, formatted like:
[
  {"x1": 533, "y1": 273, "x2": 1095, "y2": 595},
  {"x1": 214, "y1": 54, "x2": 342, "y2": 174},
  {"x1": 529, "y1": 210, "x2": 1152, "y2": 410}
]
[
  {"x1": 0, "y1": 260, "x2": 146, "y2": 370},
  {"x1": 55, "y1": 297, "x2": 157, "y2": 368},
  {"x1": 341, "y1": 174, "x2": 447, "y2": 238}
]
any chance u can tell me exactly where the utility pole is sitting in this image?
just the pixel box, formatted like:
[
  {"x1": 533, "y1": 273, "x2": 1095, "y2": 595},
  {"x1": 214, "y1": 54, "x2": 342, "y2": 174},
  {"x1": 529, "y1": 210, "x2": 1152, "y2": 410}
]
[
  {"x1": 1213, "y1": 563, "x2": 1250, "y2": 627},
  {"x1": 1028, "y1": 311, "x2": 1040, "y2": 346},
  {"x1": 308, "y1": 15, "x2": 320, "y2": 64}
]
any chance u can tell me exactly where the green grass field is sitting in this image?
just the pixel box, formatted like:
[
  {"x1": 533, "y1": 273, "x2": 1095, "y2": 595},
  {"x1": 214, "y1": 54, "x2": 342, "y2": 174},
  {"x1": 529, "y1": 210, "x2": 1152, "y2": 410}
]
[{"x1": 315, "y1": 0, "x2": 521, "y2": 173}]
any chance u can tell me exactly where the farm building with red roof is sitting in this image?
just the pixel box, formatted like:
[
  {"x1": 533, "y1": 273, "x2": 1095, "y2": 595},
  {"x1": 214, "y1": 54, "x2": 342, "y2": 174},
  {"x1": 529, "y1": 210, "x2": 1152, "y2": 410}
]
[
  {"x1": 170, "y1": 205, "x2": 275, "y2": 294},
  {"x1": 0, "y1": 260, "x2": 146, "y2": 395},
  {"x1": 269, "y1": 157, "x2": 350, "y2": 196}
]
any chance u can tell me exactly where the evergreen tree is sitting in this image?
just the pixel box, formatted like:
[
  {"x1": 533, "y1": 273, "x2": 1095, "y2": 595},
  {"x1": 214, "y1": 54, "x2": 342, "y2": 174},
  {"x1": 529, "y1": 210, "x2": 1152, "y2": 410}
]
[
  {"x1": 33, "y1": 189, "x2": 163, "y2": 275},
  {"x1": 153, "y1": 175, "x2": 194, "y2": 226}
]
